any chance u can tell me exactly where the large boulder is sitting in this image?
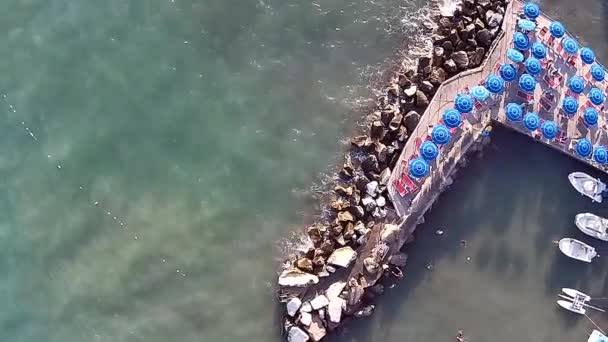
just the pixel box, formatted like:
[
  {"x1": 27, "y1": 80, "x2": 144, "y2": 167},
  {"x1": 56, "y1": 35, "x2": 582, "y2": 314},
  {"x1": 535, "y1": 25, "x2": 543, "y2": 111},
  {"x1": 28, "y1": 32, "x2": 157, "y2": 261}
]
[
  {"x1": 451, "y1": 51, "x2": 469, "y2": 70},
  {"x1": 305, "y1": 315, "x2": 327, "y2": 342},
  {"x1": 286, "y1": 297, "x2": 302, "y2": 316},
  {"x1": 328, "y1": 297, "x2": 345, "y2": 324},
  {"x1": 429, "y1": 67, "x2": 447, "y2": 85},
  {"x1": 476, "y1": 28, "x2": 492, "y2": 47},
  {"x1": 327, "y1": 247, "x2": 357, "y2": 268},
  {"x1": 468, "y1": 47, "x2": 486, "y2": 67},
  {"x1": 485, "y1": 10, "x2": 503, "y2": 28},
  {"x1": 432, "y1": 46, "x2": 444, "y2": 66},
  {"x1": 278, "y1": 268, "x2": 319, "y2": 287},
  {"x1": 403, "y1": 85, "x2": 417, "y2": 97},
  {"x1": 310, "y1": 295, "x2": 329, "y2": 310},
  {"x1": 460, "y1": 23, "x2": 476, "y2": 39},
  {"x1": 363, "y1": 257, "x2": 380, "y2": 273},
  {"x1": 417, "y1": 57, "x2": 431, "y2": 73},
  {"x1": 443, "y1": 59, "x2": 457, "y2": 74},
  {"x1": 380, "y1": 224, "x2": 401, "y2": 244},
  {"x1": 370, "y1": 120, "x2": 385, "y2": 140},
  {"x1": 296, "y1": 258, "x2": 314, "y2": 272},
  {"x1": 326, "y1": 281, "x2": 347, "y2": 299},
  {"x1": 419, "y1": 80, "x2": 435, "y2": 94},
  {"x1": 361, "y1": 154, "x2": 380, "y2": 173},
  {"x1": 288, "y1": 327, "x2": 310, "y2": 342},
  {"x1": 404, "y1": 110, "x2": 420, "y2": 133},
  {"x1": 415, "y1": 90, "x2": 429, "y2": 107}
]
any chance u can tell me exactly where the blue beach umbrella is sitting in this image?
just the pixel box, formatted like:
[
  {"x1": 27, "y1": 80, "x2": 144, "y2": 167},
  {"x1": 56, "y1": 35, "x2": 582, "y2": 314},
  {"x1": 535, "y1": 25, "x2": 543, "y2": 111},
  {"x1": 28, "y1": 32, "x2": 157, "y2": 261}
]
[
  {"x1": 541, "y1": 120, "x2": 558, "y2": 140},
  {"x1": 443, "y1": 109, "x2": 462, "y2": 128},
  {"x1": 471, "y1": 86, "x2": 490, "y2": 101},
  {"x1": 562, "y1": 96, "x2": 579, "y2": 115},
  {"x1": 550, "y1": 21, "x2": 565, "y2": 38},
  {"x1": 580, "y1": 47, "x2": 596, "y2": 65},
  {"x1": 591, "y1": 65, "x2": 605, "y2": 82},
  {"x1": 518, "y1": 19, "x2": 537, "y2": 31},
  {"x1": 455, "y1": 94, "x2": 474, "y2": 113},
  {"x1": 420, "y1": 141, "x2": 439, "y2": 161},
  {"x1": 584, "y1": 108, "x2": 599, "y2": 126},
  {"x1": 524, "y1": 2, "x2": 540, "y2": 19},
  {"x1": 576, "y1": 138, "x2": 593, "y2": 158},
  {"x1": 531, "y1": 42, "x2": 547, "y2": 59},
  {"x1": 562, "y1": 38, "x2": 579, "y2": 55},
  {"x1": 485, "y1": 75, "x2": 505, "y2": 94},
  {"x1": 594, "y1": 146, "x2": 608, "y2": 164},
  {"x1": 525, "y1": 57, "x2": 542, "y2": 75},
  {"x1": 505, "y1": 103, "x2": 523, "y2": 122},
  {"x1": 519, "y1": 73, "x2": 536, "y2": 93},
  {"x1": 409, "y1": 158, "x2": 430, "y2": 178},
  {"x1": 500, "y1": 63, "x2": 517, "y2": 81},
  {"x1": 431, "y1": 125, "x2": 451, "y2": 145},
  {"x1": 568, "y1": 76, "x2": 585, "y2": 95},
  {"x1": 523, "y1": 112, "x2": 540, "y2": 131},
  {"x1": 507, "y1": 49, "x2": 524, "y2": 63},
  {"x1": 513, "y1": 32, "x2": 530, "y2": 50},
  {"x1": 589, "y1": 87, "x2": 605, "y2": 106}
]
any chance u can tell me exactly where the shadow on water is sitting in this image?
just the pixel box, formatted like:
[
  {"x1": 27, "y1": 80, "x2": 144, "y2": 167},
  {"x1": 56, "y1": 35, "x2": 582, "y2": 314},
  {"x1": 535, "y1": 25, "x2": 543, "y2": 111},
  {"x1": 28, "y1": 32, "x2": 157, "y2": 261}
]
[{"x1": 330, "y1": 125, "x2": 608, "y2": 342}]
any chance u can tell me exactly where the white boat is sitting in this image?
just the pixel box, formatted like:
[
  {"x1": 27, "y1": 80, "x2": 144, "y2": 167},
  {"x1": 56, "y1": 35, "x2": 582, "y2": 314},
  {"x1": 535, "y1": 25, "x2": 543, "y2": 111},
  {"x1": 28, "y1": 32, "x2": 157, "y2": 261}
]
[
  {"x1": 568, "y1": 172, "x2": 606, "y2": 203},
  {"x1": 557, "y1": 299, "x2": 587, "y2": 315},
  {"x1": 559, "y1": 238, "x2": 598, "y2": 263},
  {"x1": 563, "y1": 288, "x2": 591, "y2": 302},
  {"x1": 588, "y1": 329, "x2": 608, "y2": 342},
  {"x1": 576, "y1": 213, "x2": 608, "y2": 241}
]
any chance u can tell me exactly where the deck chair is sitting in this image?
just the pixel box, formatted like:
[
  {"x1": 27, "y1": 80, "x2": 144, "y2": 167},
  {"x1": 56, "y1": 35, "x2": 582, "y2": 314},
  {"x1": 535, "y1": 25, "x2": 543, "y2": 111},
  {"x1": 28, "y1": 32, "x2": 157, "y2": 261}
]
[
  {"x1": 538, "y1": 26, "x2": 548, "y2": 39},
  {"x1": 400, "y1": 172, "x2": 419, "y2": 192},
  {"x1": 517, "y1": 90, "x2": 534, "y2": 102},
  {"x1": 414, "y1": 137, "x2": 422, "y2": 151},
  {"x1": 556, "y1": 129, "x2": 568, "y2": 145},
  {"x1": 567, "y1": 56, "x2": 578, "y2": 67},
  {"x1": 540, "y1": 98, "x2": 552, "y2": 112},
  {"x1": 392, "y1": 178, "x2": 407, "y2": 197}
]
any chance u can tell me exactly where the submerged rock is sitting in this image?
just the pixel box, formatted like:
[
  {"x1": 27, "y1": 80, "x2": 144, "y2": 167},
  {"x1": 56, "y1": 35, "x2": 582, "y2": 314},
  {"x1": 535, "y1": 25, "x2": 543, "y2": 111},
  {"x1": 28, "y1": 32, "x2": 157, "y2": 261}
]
[
  {"x1": 278, "y1": 268, "x2": 319, "y2": 287},
  {"x1": 286, "y1": 297, "x2": 302, "y2": 317},
  {"x1": 327, "y1": 247, "x2": 357, "y2": 268},
  {"x1": 288, "y1": 327, "x2": 310, "y2": 342},
  {"x1": 354, "y1": 305, "x2": 375, "y2": 318}
]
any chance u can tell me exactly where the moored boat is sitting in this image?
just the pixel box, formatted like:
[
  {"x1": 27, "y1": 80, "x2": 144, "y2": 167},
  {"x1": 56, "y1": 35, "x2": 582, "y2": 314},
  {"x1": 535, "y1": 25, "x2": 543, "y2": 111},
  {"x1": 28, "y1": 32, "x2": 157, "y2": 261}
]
[
  {"x1": 558, "y1": 238, "x2": 598, "y2": 263},
  {"x1": 576, "y1": 213, "x2": 608, "y2": 241},
  {"x1": 563, "y1": 288, "x2": 591, "y2": 302},
  {"x1": 568, "y1": 172, "x2": 606, "y2": 203},
  {"x1": 588, "y1": 329, "x2": 608, "y2": 342},
  {"x1": 557, "y1": 299, "x2": 586, "y2": 315}
]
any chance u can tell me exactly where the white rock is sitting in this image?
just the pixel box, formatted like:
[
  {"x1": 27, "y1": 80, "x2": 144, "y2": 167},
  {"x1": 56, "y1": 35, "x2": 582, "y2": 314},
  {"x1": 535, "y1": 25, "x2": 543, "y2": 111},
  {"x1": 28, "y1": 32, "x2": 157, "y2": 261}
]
[
  {"x1": 376, "y1": 196, "x2": 386, "y2": 207},
  {"x1": 327, "y1": 246, "x2": 357, "y2": 268},
  {"x1": 365, "y1": 181, "x2": 379, "y2": 196},
  {"x1": 326, "y1": 265, "x2": 336, "y2": 273},
  {"x1": 300, "y1": 312, "x2": 312, "y2": 326},
  {"x1": 300, "y1": 302, "x2": 312, "y2": 313},
  {"x1": 310, "y1": 295, "x2": 329, "y2": 310},
  {"x1": 328, "y1": 297, "x2": 345, "y2": 323},
  {"x1": 305, "y1": 315, "x2": 327, "y2": 341},
  {"x1": 278, "y1": 268, "x2": 319, "y2": 287},
  {"x1": 288, "y1": 326, "x2": 310, "y2": 342},
  {"x1": 286, "y1": 297, "x2": 302, "y2": 317},
  {"x1": 326, "y1": 281, "x2": 346, "y2": 299}
]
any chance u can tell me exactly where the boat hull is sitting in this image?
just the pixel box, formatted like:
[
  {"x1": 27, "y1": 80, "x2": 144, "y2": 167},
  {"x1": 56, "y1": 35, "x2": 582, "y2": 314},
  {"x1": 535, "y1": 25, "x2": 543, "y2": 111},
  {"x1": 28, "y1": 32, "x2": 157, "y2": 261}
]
[
  {"x1": 558, "y1": 238, "x2": 597, "y2": 263},
  {"x1": 568, "y1": 172, "x2": 605, "y2": 203},
  {"x1": 576, "y1": 213, "x2": 608, "y2": 242},
  {"x1": 557, "y1": 300, "x2": 586, "y2": 315},
  {"x1": 562, "y1": 288, "x2": 591, "y2": 302}
]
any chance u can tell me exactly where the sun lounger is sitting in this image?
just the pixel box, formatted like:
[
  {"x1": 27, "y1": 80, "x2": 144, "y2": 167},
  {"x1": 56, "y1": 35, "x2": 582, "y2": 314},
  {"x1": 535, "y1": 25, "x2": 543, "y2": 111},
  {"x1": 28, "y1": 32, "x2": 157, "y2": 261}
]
[
  {"x1": 538, "y1": 26, "x2": 548, "y2": 39},
  {"x1": 400, "y1": 173, "x2": 419, "y2": 192},
  {"x1": 540, "y1": 98, "x2": 552, "y2": 112},
  {"x1": 567, "y1": 56, "x2": 578, "y2": 67},
  {"x1": 517, "y1": 90, "x2": 534, "y2": 102},
  {"x1": 393, "y1": 178, "x2": 407, "y2": 197},
  {"x1": 556, "y1": 130, "x2": 568, "y2": 145}
]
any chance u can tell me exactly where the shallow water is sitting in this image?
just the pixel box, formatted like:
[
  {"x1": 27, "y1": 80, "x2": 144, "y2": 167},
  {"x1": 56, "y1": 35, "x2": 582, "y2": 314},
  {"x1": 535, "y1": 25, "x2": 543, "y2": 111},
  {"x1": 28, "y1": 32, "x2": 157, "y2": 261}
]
[{"x1": 0, "y1": 0, "x2": 435, "y2": 341}]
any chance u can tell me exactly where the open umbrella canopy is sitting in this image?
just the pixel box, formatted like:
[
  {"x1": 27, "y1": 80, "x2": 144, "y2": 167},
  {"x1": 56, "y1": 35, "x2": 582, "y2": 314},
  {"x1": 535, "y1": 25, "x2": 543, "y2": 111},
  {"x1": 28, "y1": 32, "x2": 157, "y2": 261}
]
[
  {"x1": 518, "y1": 19, "x2": 536, "y2": 31},
  {"x1": 594, "y1": 146, "x2": 608, "y2": 164},
  {"x1": 550, "y1": 21, "x2": 565, "y2": 38},
  {"x1": 500, "y1": 63, "x2": 517, "y2": 81},
  {"x1": 541, "y1": 120, "x2": 558, "y2": 139},
  {"x1": 531, "y1": 42, "x2": 547, "y2": 59},
  {"x1": 443, "y1": 109, "x2": 462, "y2": 128},
  {"x1": 589, "y1": 87, "x2": 605, "y2": 106},
  {"x1": 562, "y1": 38, "x2": 579, "y2": 54},
  {"x1": 591, "y1": 65, "x2": 605, "y2": 82},
  {"x1": 485, "y1": 75, "x2": 505, "y2": 94},
  {"x1": 523, "y1": 112, "x2": 540, "y2": 131},
  {"x1": 576, "y1": 138, "x2": 593, "y2": 158},
  {"x1": 519, "y1": 73, "x2": 536, "y2": 93},
  {"x1": 524, "y1": 2, "x2": 540, "y2": 18},
  {"x1": 525, "y1": 57, "x2": 542, "y2": 75},
  {"x1": 562, "y1": 96, "x2": 579, "y2": 115},
  {"x1": 409, "y1": 158, "x2": 430, "y2": 178},
  {"x1": 471, "y1": 86, "x2": 490, "y2": 101},
  {"x1": 431, "y1": 125, "x2": 451, "y2": 145},
  {"x1": 420, "y1": 141, "x2": 439, "y2": 161},
  {"x1": 507, "y1": 48, "x2": 524, "y2": 63},
  {"x1": 580, "y1": 47, "x2": 596, "y2": 65},
  {"x1": 568, "y1": 76, "x2": 585, "y2": 94},
  {"x1": 513, "y1": 32, "x2": 530, "y2": 50},
  {"x1": 455, "y1": 94, "x2": 474, "y2": 113},
  {"x1": 584, "y1": 107, "x2": 599, "y2": 126},
  {"x1": 505, "y1": 103, "x2": 523, "y2": 121}
]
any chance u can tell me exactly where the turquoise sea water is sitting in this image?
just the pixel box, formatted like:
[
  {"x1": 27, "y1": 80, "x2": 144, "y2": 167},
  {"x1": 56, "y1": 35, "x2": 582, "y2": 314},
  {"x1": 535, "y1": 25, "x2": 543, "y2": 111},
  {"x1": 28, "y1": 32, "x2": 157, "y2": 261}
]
[{"x1": 0, "y1": 0, "x2": 433, "y2": 341}]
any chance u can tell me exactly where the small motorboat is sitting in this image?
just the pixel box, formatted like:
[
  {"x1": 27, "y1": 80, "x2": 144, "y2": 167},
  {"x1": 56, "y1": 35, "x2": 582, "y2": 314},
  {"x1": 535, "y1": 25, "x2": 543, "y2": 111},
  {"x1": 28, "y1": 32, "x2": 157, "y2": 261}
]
[
  {"x1": 568, "y1": 172, "x2": 606, "y2": 203},
  {"x1": 557, "y1": 299, "x2": 587, "y2": 315},
  {"x1": 563, "y1": 288, "x2": 591, "y2": 302},
  {"x1": 558, "y1": 238, "x2": 598, "y2": 263},
  {"x1": 588, "y1": 329, "x2": 608, "y2": 342},
  {"x1": 576, "y1": 213, "x2": 608, "y2": 242}
]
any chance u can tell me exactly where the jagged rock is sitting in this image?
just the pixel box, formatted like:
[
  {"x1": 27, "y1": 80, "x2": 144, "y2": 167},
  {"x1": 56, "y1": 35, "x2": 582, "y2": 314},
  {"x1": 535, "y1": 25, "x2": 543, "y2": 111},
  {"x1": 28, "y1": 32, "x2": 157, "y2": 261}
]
[
  {"x1": 452, "y1": 51, "x2": 469, "y2": 69},
  {"x1": 353, "y1": 221, "x2": 367, "y2": 234},
  {"x1": 398, "y1": 74, "x2": 411, "y2": 89},
  {"x1": 326, "y1": 265, "x2": 336, "y2": 273},
  {"x1": 378, "y1": 168, "x2": 391, "y2": 185},
  {"x1": 334, "y1": 185, "x2": 354, "y2": 197},
  {"x1": 300, "y1": 312, "x2": 312, "y2": 326},
  {"x1": 389, "y1": 253, "x2": 409, "y2": 267},
  {"x1": 386, "y1": 84, "x2": 400, "y2": 100},
  {"x1": 465, "y1": 38, "x2": 478, "y2": 50},
  {"x1": 468, "y1": 47, "x2": 485, "y2": 67},
  {"x1": 328, "y1": 297, "x2": 345, "y2": 323},
  {"x1": 363, "y1": 257, "x2": 380, "y2": 273},
  {"x1": 376, "y1": 196, "x2": 386, "y2": 207},
  {"x1": 432, "y1": 46, "x2": 444, "y2": 66},
  {"x1": 343, "y1": 222, "x2": 355, "y2": 240},
  {"x1": 485, "y1": 10, "x2": 503, "y2": 28},
  {"x1": 307, "y1": 226, "x2": 323, "y2": 245},
  {"x1": 351, "y1": 135, "x2": 371, "y2": 148},
  {"x1": 373, "y1": 142, "x2": 388, "y2": 163},
  {"x1": 444, "y1": 59, "x2": 457, "y2": 74},
  {"x1": 327, "y1": 246, "x2": 357, "y2": 268},
  {"x1": 403, "y1": 85, "x2": 417, "y2": 97},
  {"x1": 305, "y1": 315, "x2": 327, "y2": 342},
  {"x1": 380, "y1": 110, "x2": 395, "y2": 126},
  {"x1": 404, "y1": 110, "x2": 420, "y2": 133},
  {"x1": 296, "y1": 258, "x2": 314, "y2": 272},
  {"x1": 460, "y1": 23, "x2": 476, "y2": 39},
  {"x1": 326, "y1": 281, "x2": 347, "y2": 300},
  {"x1": 361, "y1": 195, "x2": 376, "y2": 212},
  {"x1": 341, "y1": 154, "x2": 355, "y2": 177},
  {"x1": 415, "y1": 90, "x2": 429, "y2": 107},
  {"x1": 353, "y1": 174, "x2": 370, "y2": 193},
  {"x1": 417, "y1": 57, "x2": 431, "y2": 73},
  {"x1": 370, "y1": 284, "x2": 385, "y2": 296},
  {"x1": 354, "y1": 305, "x2": 375, "y2": 317},
  {"x1": 330, "y1": 197, "x2": 350, "y2": 211},
  {"x1": 442, "y1": 40, "x2": 454, "y2": 54},
  {"x1": 310, "y1": 295, "x2": 329, "y2": 310},
  {"x1": 474, "y1": 17, "x2": 485, "y2": 30},
  {"x1": 476, "y1": 28, "x2": 492, "y2": 47},
  {"x1": 301, "y1": 302, "x2": 312, "y2": 313},
  {"x1": 337, "y1": 210, "x2": 355, "y2": 223},
  {"x1": 429, "y1": 68, "x2": 446, "y2": 86},
  {"x1": 361, "y1": 154, "x2": 379, "y2": 173},
  {"x1": 278, "y1": 268, "x2": 319, "y2": 287},
  {"x1": 351, "y1": 205, "x2": 365, "y2": 219},
  {"x1": 365, "y1": 181, "x2": 378, "y2": 196},
  {"x1": 419, "y1": 80, "x2": 435, "y2": 94},
  {"x1": 347, "y1": 278, "x2": 364, "y2": 306},
  {"x1": 388, "y1": 113, "x2": 403, "y2": 131},
  {"x1": 319, "y1": 240, "x2": 335, "y2": 256},
  {"x1": 478, "y1": 0, "x2": 491, "y2": 9},
  {"x1": 372, "y1": 207, "x2": 387, "y2": 219},
  {"x1": 380, "y1": 224, "x2": 401, "y2": 244},
  {"x1": 329, "y1": 224, "x2": 343, "y2": 236},
  {"x1": 370, "y1": 120, "x2": 385, "y2": 140},
  {"x1": 287, "y1": 297, "x2": 302, "y2": 316},
  {"x1": 312, "y1": 255, "x2": 325, "y2": 268},
  {"x1": 448, "y1": 29, "x2": 460, "y2": 45},
  {"x1": 288, "y1": 327, "x2": 310, "y2": 342}
]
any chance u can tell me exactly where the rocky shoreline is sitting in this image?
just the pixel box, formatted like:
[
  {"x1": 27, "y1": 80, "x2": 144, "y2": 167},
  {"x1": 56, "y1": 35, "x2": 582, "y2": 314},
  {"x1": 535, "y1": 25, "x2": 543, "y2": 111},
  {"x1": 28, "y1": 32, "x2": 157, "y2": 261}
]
[{"x1": 277, "y1": 1, "x2": 508, "y2": 341}]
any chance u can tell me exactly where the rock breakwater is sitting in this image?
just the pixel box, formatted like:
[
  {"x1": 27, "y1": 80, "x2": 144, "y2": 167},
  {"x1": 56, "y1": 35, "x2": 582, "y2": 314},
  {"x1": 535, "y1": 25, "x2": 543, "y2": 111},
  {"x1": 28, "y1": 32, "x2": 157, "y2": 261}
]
[{"x1": 278, "y1": 0, "x2": 508, "y2": 341}]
